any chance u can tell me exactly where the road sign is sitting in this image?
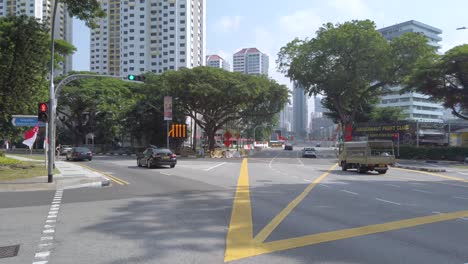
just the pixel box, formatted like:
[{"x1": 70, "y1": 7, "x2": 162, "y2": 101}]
[
  {"x1": 164, "y1": 96, "x2": 172, "y2": 121},
  {"x1": 11, "y1": 115, "x2": 46, "y2": 127}
]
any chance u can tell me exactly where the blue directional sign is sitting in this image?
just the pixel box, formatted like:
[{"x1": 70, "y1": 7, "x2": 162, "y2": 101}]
[{"x1": 11, "y1": 115, "x2": 46, "y2": 127}]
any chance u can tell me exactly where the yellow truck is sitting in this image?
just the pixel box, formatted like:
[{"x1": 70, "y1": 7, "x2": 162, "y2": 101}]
[{"x1": 338, "y1": 140, "x2": 395, "y2": 174}]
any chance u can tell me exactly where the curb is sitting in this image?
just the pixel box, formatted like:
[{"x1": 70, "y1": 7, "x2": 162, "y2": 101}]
[{"x1": 393, "y1": 165, "x2": 446, "y2": 172}]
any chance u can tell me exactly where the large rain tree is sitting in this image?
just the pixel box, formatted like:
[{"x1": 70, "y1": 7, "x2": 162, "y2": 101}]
[
  {"x1": 162, "y1": 67, "x2": 289, "y2": 150},
  {"x1": 405, "y1": 44, "x2": 468, "y2": 120},
  {"x1": 277, "y1": 20, "x2": 436, "y2": 133}
]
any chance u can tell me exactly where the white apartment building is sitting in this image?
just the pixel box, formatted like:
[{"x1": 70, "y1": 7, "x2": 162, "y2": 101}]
[
  {"x1": 378, "y1": 20, "x2": 444, "y2": 122},
  {"x1": 206, "y1": 54, "x2": 230, "y2": 71},
  {"x1": 90, "y1": 0, "x2": 206, "y2": 76},
  {"x1": 0, "y1": 0, "x2": 73, "y2": 74},
  {"x1": 232, "y1": 48, "x2": 269, "y2": 76}
]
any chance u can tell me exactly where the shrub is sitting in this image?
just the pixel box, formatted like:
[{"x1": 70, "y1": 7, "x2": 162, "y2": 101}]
[
  {"x1": 0, "y1": 156, "x2": 22, "y2": 165},
  {"x1": 398, "y1": 146, "x2": 468, "y2": 161}
]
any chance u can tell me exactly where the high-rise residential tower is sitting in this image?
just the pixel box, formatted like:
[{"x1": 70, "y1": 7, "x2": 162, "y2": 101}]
[
  {"x1": 206, "y1": 55, "x2": 230, "y2": 71},
  {"x1": 90, "y1": 0, "x2": 206, "y2": 76},
  {"x1": 0, "y1": 0, "x2": 73, "y2": 74},
  {"x1": 292, "y1": 81, "x2": 308, "y2": 139},
  {"x1": 378, "y1": 20, "x2": 444, "y2": 122},
  {"x1": 232, "y1": 48, "x2": 269, "y2": 76}
]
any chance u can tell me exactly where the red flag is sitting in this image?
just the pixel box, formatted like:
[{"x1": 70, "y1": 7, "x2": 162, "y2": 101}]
[{"x1": 23, "y1": 126, "x2": 39, "y2": 149}]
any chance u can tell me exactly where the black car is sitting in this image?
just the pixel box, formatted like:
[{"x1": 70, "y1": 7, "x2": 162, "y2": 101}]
[
  {"x1": 284, "y1": 143, "x2": 293, "y2": 150},
  {"x1": 66, "y1": 147, "x2": 93, "y2": 161},
  {"x1": 137, "y1": 147, "x2": 177, "y2": 168}
]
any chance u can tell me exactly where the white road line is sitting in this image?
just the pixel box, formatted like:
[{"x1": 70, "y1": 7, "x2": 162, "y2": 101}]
[
  {"x1": 296, "y1": 152, "x2": 305, "y2": 167},
  {"x1": 40, "y1": 237, "x2": 53, "y2": 241},
  {"x1": 293, "y1": 176, "x2": 299, "y2": 179},
  {"x1": 204, "y1": 162, "x2": 227, "y2": 171},
  {"x1": 453, "y1": 196, "x2": 468, "y2": 200},
  {"x1": 457, "y1": 172, "x2": 468, "y2": 176},
  {"x1": 43, "y1": 229, "x2": 54, "y2": 234},
  {"x1": 268, "y1": 152, "x2": 282, "y2": 169},
  {"x1": 384, "y1": 184, "x2": 401, "y2": 188},
  {"x1": 160, "y1": 172, "x2": 172, "y2": 176},
  {"x1": 376, "y1": 198, "x2": 401, "y2": 206},
  {"x1": 341, "y1": 190, "x2": 359, "y2": 195},
  {"x1": 412, "y1": 189, "x2": 432, "y2": 194},
  {"x1": 32, "y1": 261, "x2": 48, "y2": 264},
  {"x1": 432, "y1": 211, "x2": 442, "y2": 214},
  {"x1": 304, "y1": 179, "x2": 312, "y2": 182},
  {"x1": 319, "y1": 184, "x2": 331, "y2": 188},
  {"x1": 34, "y1": 251, "x2": 50, "y2": 258}
]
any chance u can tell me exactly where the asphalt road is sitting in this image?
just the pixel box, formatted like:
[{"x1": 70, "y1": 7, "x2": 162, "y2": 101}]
[{"x1": 1, "y1": 147, "x2": 468, "y2": 263}]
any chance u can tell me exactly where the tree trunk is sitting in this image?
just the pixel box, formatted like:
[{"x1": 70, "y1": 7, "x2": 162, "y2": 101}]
[{"x1": 206, "y1": 126, "x2": 217, "y2": 152}]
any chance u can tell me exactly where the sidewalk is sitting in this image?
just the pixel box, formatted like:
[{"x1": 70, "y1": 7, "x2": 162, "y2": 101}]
[{"x1": 0, "y1": 155, "x2": 110, "y2": 192}]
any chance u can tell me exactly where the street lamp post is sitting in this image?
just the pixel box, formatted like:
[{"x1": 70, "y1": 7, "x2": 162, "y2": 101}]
[
  {"x1": 47, "y1": 0, "x2": 59, "y2": 183},
  {"x1": 456, "y1": 26, "x2": 467, "y2": 30}
]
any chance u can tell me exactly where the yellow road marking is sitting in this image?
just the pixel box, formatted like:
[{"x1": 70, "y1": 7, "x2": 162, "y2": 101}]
[
  {"x1": 253, "y1": 163, "x2": 338, "y2": 243},
  {"x1": 384, "y1": 174, "x2": 468, "y2": 189},
  {"x1": 225, "y1": 159, "x2": 254, "y2": 261},
  {"x1": 78, "y1": 164, "x2": 129, "y2": 185},
  {"x1": 224, "y1": 160, "x2": 468, "y2": 262},
  {"x1": 393, "y1": 167, "x2": 468, "y2": 183}
]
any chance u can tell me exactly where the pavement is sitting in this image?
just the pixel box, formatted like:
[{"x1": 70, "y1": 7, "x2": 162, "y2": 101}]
[{"x1": 0, "y1": 155, "x2": 110, "y2": 192}]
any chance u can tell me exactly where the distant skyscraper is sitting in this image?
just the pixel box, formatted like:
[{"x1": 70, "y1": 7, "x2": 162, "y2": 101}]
[
  {"x1": 278, "y1": 103, "x2": 293, "y2": 132},
  {"x1": 232, "y1": 48, "x2": 269, "y2": 75},
  {"x1": 314, "y1": 96, "x2": 326, "y2": 113},
  {"x1": 90, "y1": 0, "x2": 206, "y2": 76},
  {"x1": 0, "y1": 0, "x2": 73, "y2": 74},
  {"x1": 378, "y1": 20, "x2": 444, "y2": 122},
  {"x1": 206, "y1": 55, "x2": 230, "y2": 71},
  {"x1": 292, "y1": 81, "x2": 308, "y2": 139}
]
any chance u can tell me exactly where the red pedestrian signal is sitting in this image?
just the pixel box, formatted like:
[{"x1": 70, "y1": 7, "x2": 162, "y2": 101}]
[
  {"x1": 38, "y1": 102, "x2": 49, "y2": 123},
  {"x1": 394, "y1": 133, "x2": 399, "y2": 139}
]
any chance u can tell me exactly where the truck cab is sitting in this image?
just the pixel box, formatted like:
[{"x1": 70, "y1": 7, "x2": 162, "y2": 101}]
[{"x1": 338, "y1": 140, "x2": 395, "y2": 174}]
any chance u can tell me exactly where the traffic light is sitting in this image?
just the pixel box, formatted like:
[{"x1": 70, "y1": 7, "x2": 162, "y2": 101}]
[
  {"x1": 168, "y1": 124, "x2": 187, "y2": 138},
  {"x1": 127, "y1": 74, "x2": 144, "y2": 82},
  {"x1": 38, "y1": 102, "x2": 49, "y2": 123}
]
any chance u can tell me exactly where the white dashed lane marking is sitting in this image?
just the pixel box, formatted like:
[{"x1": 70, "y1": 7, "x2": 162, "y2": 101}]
[{"x1": 32, "y1": 189, "x2": 64, "y2": 264}]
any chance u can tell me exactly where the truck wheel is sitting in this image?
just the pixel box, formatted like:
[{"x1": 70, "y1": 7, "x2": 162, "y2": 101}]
[
  {"x1": 377, "y1": 170, "x2": 387, "y2": 174},
  {"x1": 358, "y1": 164, "x2": 367, "y2": 174},
  {"x1": 341, "y1": 161, "x2": 348, "y2": 171}
]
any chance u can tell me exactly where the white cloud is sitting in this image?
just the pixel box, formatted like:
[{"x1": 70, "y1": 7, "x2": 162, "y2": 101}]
[
  {"x1": 329, "y1": 0, "x2": 372, "y2": 17},
  {"x1": 215, "y1": 16, "x2": 243, "y2": 33},
  {"x1": 279, "y1": 9, "x2": 323, "y2": 40}
]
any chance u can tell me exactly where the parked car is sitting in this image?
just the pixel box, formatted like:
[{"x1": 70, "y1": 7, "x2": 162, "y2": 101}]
[
  {"x1": 60, "y1": 145, "x2": 73, "y2": 156},
  {"x1": 284, "y1": 143, "x2": 293, "y2": 150},
  {"x1": 66, "y1": 147, "x2": 92, "y2": 161},
  {"x1": 137, "y1": 147, "x2": 177, "y2": 168},
  {"x1": 301, "y1": 147, "x2": 317, "y2": 158}
]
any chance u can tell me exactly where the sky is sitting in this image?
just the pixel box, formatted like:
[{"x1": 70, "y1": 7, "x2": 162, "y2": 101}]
[{"x1": 72, "y1": 0, "x2": 468, "y2": 109}]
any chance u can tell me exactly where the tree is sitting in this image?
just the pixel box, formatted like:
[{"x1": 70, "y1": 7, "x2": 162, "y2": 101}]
[
  {"x1": 405, "y1": 44, "x2": 468, "y2": 120},
  {"x1": 57, "y1": 0, "x2": 105, "y2": 29},
  {"x1": 161, "y1": 67, "x2": 289, "y2": 150},
  {"x1": 56, "y1": 73, "x2": 136, "y2": 145},
  {"x1": 0, "y1": 16, "x2": 50, "y2": 138},
  {"x1": 277, "y1": 20, "x2": 436, "y2": 134}
]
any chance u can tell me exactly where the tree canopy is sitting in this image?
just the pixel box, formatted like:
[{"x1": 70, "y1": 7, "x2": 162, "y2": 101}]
[
  {"x1": 60, "y1": 0, "x2": 106, "y2": 29},
  {"x1": 160, "y1": 67, "x2": 289, "y2": 150},
  {"x1": 277, "y1": 20, "x2": 436, "y2": 130},
  {"x1": 405, "y1": 44, "x2": 468, "y2": 120}
]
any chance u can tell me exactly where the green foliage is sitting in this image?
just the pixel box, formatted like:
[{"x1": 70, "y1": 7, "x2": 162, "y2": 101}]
[
  {"x1": 0, "y1": 151, "x2": 4, "y2": 157},
  {"x1": 0, "y1": 156, "x2": 21, "y2": 165},
  {"x1": 369, "y1": 107, "x2": 405, "y2": 123},
  {"x1": 398, "y1": 146, "x2": 468, "y2": 161},
  {"x1": 60, "y1": 0, "x2": 106, "y2": 29},
  {"x1": 277, "y1": 20, "x2": 436, "y2": 128},
  {"x1": 405, "y1": 44, "x2": 468, "y2": 120},
  {"x1": 154, "y1": 67, "x2": 289, "y2": 150},
  {"x1": 0, "y1": 16, "x2": 50, "y2": 138},
  {"x1": 57, "y1": 73, "x2": 137, "y2": 145}
]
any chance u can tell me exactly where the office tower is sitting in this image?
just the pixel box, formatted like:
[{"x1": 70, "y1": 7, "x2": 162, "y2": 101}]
[
  {"x1": 292, "y1": 81, "x2": 308, "y2": 139},
  {"x1": 90, "y1": 0, "x2": 206, "y2": 76},
  {"x1": 232, "y1": 48, "x2": 269, "y2": 75},
  {"x1": 206, "y1": 55, "x2": 230, "y2": 71},
  {"x1": 378, "y1": 20, "x2": 444, "y2": 122},
  {"x1": 0, "y1": 0, "x2": 73, "y2": 74}
]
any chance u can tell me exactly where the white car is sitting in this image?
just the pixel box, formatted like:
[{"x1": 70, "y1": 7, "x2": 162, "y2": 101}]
[{"x1": 301, "y1": 147, "x2": 317, "y2": 158}]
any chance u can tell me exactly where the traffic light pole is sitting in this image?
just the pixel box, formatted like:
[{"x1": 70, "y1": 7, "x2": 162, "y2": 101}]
[{"x1": 47, "y1": 0, "x2": 58, "y2": 183}]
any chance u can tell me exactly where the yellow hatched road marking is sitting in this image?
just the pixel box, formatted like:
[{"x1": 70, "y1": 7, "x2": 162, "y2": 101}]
[
  {"x1": 78, "y1": 164, "x2": 129, "y2": 185},
  {"x1": 224, "y1": 159, "x2": 468, "y2": 262},
  {"x1": 393, "y1": 167, "x2": 468, "y2": 183}
]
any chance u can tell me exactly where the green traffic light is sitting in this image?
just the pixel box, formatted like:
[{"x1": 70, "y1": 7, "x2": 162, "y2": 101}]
[{"x1": 128, "y1": 74, "x2": 135, "y2": 80}]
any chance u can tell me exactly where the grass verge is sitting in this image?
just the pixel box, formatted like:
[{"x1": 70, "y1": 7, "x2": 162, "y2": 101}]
[{"x1": 0, "y1": 157, "x2": 59, "y2": 181}]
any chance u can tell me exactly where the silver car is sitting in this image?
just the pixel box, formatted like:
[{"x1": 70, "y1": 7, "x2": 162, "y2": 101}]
[{"x1": 301, "y1": 147, "x2": 317, "y2": 158}]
